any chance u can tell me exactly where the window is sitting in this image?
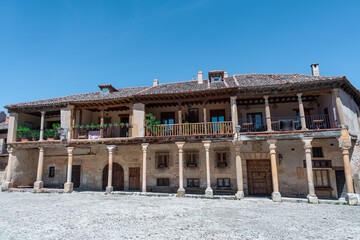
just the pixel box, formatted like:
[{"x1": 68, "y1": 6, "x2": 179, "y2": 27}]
[
  {"x1": 312, "y1": 147, "x2": 324, "y2": 158},
  {"x1": 213, "y1": 77, "x2": 220, "y2": 82},
  {"x1": 216, "y1": 152, "x2": 228, "y2": 167},
  {"x1": 157, "y1": 178, "x2": 169, "y2": 186},
  {"x1": 161, "y1": 112, "x2": 175, "y2": 124},
  {"x1": 186, "y1": 153, "x2": 198, "y2": 167},
  {"x1": 313, "y1": 170, "x2": 330, "y2": 187},
  {"x1": 49, "y1": 167, "x2": 55, "y2": 178},
  {"x1": 303, "y1": 160, "x2": 332, "y2": 168},
  {"x1": 0, "y1": 163, "x2": 7, "y2": 171},
  {"x1": 188, "y1": 108, "x2": 199, "y2": 123},
  {"x1": 187, "y1": 179, "x2": 200, "y2": 187},
  {"x1": 157, "y1": 154, "x2": 169, "y2": 168},
  {"x1": 217, "y1": 178, "x2": 230, "y2": 188}
]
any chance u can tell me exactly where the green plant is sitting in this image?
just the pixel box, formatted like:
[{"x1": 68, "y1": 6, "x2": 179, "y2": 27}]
[
  {"x1": 17, "y1": 126, "x2": 32, "y2": 139},
  {"x1": 113, "y1": 122, "x2": 119, "y2": 126},
  {"x1": 44, "y1": 129, "x2": 56, "y2": 139},
  {"x1": 90, "y1": 123, "x2": 96, "y2": 128},
  {"x1": 74, "y1": 124, "x2": 80, "y2": 128},
  {"x1": 86, "y1": 124, "x2": 90, "y2": 128},
  {"x1": 31, "y1": 130, "x2": 40, "y2": 139}
]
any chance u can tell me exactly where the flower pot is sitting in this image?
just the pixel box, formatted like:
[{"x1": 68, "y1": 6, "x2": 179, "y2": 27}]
[
  {"x1": 47, "y1": 138, "x2": 55, "y2": 141},
  {"x1": 21, "y1": 138, "x2": 29, "y2": 142}
]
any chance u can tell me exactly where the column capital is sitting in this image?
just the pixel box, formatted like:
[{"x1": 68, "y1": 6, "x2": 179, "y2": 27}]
[
  {"x1": 230, "y1": 96, "x2": 237, "y2": 102},
  {"x1": 38, "y1": 146, "x2": 45, "y2": 151},
  {"x1": 41, "y1": 111, "x2": 46, "y2": 116},
  {"x1": 7, "y1": 147, "x2": 15, "y2": 154},
  {"x1": 175, "y1": 142, "x2": 185, "y2": 151},
  {"x1": 301, "y1": 137, "x2": 313, "y2": 149},
  {"x1": 338, "y1": 126, "x2": 352, "y2": 149},
  {"x1": 332, "y1": 88, "x2": 340, "y2": 96},
  {"x1": 106, "y1": 145, "x2": 116, "y2": 153},
  {"x1": 142, "y1": 143, "x2": 149, "y2": 152},
  {"x1": 67, "y1": 147, "x2": 74, "y2": 154},
  {"x1": 232, "y1": 139, "x2": 242, "y2": 148},
  {"x1": 263, "y1": 95, "x2": 269, "y2": 100},
  {"x1": 267, "y1": 139, "x2": 277, "y2": 153},
  {"x1": 203, "y1": 140, "x2": 211, "y2": 150},
  {"x1": 296, "y1": 93, "x2": 303, "y2": 98}
]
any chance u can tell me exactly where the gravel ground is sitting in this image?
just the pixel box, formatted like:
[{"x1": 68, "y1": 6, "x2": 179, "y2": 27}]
[{"x1": 0, "y1": 192, "x2": 359, "y2": 240}]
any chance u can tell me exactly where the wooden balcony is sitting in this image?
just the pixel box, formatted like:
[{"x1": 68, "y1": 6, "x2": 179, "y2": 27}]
[
  {"x1": 145, "y1": 121, "x2": 233, "y2": 137},
  {"x1": 72, "y1": 125, "x2": 130, "y2": 140}
]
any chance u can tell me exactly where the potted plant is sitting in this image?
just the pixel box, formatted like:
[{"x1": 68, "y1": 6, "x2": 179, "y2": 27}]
[
  {"x1": 44, "y1": 129, "x2": 55, "y2": 140},
  {"x1": 31, "y1": 130, "x2": 40, "y2": 141},
  {"x1": 17, "y1": 126, "x2": 31, "y2": 142},
  {"x1": 90, "y1": 123, "x2": 96, "y2": 130},
  {"x1": 86, "y1": 124, "x2": 90, "y2": 130},
  {"x1": 113, "y1": 122, "x2": 119, "y2": 128},
  {"x1": 145, "y1": 113, "x2": 160, "y2": 136}
]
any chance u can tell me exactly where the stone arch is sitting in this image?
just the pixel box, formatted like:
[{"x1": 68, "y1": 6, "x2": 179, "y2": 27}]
[{"x1": 102, "y1": 162, "x2": 124, "y2": 190}]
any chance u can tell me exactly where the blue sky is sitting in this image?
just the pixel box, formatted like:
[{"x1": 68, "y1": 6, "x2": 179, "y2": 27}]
[{"x1": 1, "y1": 0, "x2": 360, "y2": 113}]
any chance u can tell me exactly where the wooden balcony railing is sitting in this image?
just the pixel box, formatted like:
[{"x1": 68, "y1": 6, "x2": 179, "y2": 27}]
[
  {"x1": 145, "y1": 121, "x2": 233, "y2": 137},
  {"x1": 72, "y1": 125, "x2": 130, "y2": 139}
]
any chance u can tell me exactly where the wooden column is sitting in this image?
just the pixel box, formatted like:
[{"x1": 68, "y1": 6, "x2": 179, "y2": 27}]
[
  {"x1": 141, "y1": 143, "x2": 149, "y2": 193},
  {"x1": 203, "y1": 140, "x2": 213, "y2": 197},
  {"x1": 233, "y1": 141, "x2": 244, "y2": 199},
  {"x1": 301, "y1": 137, "x2": 319, "y2": 203},
  {"x1": 2, "y1": 147, "x2": 15, "y2": 190},
  {"x1": 264, "y1": 96, "x2": 272, "y2": 131},
  {"x1": 64, "y1": 147, "x2": 74, "y2": 193},
  {"x1": 178, "y1": 103, "x2": 182, "y2": 135},
  {"x1": 332, "y1": 89, "x2": 346, "y2": 125},
  {"x1": 203, "y1": 101, "x2": 207, "y2": 134},
  {"x1": 34, "y1": 147, "x2": 45, "y2": 190},
  {"x1": 267, "y1": 139, "x2": 281, "y2": 202},
  {"x1": 176, "y1": 142, "x2": 185, "y2": 197},
  {"x1": 100, "y1": 108, "x2": 105, "y2": 138},
  {"x1": 39, "y1": 111, "x2": 46, "y2": 141},
  {"x1": 297, "y1": 93, "x2": 308, "y2": 130},
  {"x1": 106, "y1": 145, "x2": 116, "y2": 193},
  {"x1": 230, "y1": 96, "x2": 238, "y2": 133}
]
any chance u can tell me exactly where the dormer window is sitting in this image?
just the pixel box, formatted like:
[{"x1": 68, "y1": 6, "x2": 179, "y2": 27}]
[
  {"x1": 208, "y1": 70, "x2": 224, "y2": 83},
  {"x1": 98, "y1": 84, "x2": 117, "y2": 94}
]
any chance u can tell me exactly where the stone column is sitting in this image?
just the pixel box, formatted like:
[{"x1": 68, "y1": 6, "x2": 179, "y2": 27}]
[
  {"x1": 39, "y1": 111, "x2": 46, "y2": 141},
  {"x1": 64, "y1": 147, "x2": 74, "y2": 193},
  {"x1": 141, "y1": 143, "x2": 149, "y2": 193},
  {"x1": 7, "y1": 112, "x2": 18, "y2": 143},
  {"x1": 267, "y1": 140, "x2": 281, "y2": 202},
  {"x1": 332, "y1": 89, "x2": 346, "y2": 125},
  {"x1": 203, "y1": 140, "x2": 213, "y2": 197},
  {"x1": 301, "y1": 137, "x2": 318, "y2": 203},
  {"x1": 233, "y1": 140, "x2": 244, "y2": 199},
  {"x1": 34, "y1": 147, "x2": 45, "y2": 190},
  {"x1": 297, "y1": 93, "x2": 308, "y2": 130},
  {"x1": 2, "y1": 147, "x2": 15, "y2": 190},
  {"x1": 338, "y1": 125, "x2": 358, "y2": 205},
  {"x1": 264, "y1": 96, "x2": 273, "y2": 131},
  {"x1": 106, "y1": 145, "x2": 116, "y2": 193},
  {"x1": 175, "y1": 142, "x2": 186, "y2": 197},
  {"x1": 132, "y1": 103, "x2": 145, "y2": 137}
]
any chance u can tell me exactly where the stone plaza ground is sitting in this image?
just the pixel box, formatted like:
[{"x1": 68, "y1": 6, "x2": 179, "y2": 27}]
[{"x1": 0, "y1": 192, "x2": 359, "y2": 239}]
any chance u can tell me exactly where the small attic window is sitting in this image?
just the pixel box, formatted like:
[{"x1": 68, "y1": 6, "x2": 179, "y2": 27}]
[
  {"x1": 246, "y1": 76, "x2": 253, "y2": 79},
  {"x1": 213, "y1": 77, "x2": 220, "y2": 82},
  {"x1": 160, "y1": 85, "x2": 168, "y2": 88},
  {"x1": 98, "y1": 84, "x2": 117, "y2": 94},
  {"x1": 184, "y1": 83, "x2": 191, "y2": 86},
  {"x1": 281, "y1": 77, "x2": 287, "y2": 79}
]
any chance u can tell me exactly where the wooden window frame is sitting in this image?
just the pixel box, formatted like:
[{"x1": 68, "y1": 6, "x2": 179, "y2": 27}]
[
  {"x1": 187, "y1": 178, "x2": 200, "y2": 188},
  {"x1": 49, "y1": 166, "x2": 55, "y2": 178},
  {"x1": 186, "y1": 153, "x2": 198, "y2": 168},
  {"x1": 303, "y1": 160, "x2": 332, "y2": 168},
  {"x1": 157, "y1": 153, "x2": 169, "y2": 168},
  {"x1": 313, "y1": 169, "x2": 330, "y2": 188},
  {"x1": 216, "y1": 152, "x2": 228, "y2": 167},
  {"x1": 157, "y1": 178, "x2": 169, "y2": 186},
  {"x1": 312, "y1": 147, "x2": 324, "y2": 158},
  {"x1": 217, "y1": 178, "x2": 231, "y2": 188}
]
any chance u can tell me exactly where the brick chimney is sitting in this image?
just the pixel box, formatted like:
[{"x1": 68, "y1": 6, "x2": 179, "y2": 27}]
[
  {"x1": 311, "y1": 63, "x2": 320, "y2": 76},
  {"x1": 224, "y1": 72, "x2": 228, "y2": 78},
  {"x1": 198, "y1": 71, "x2": 203, "y2": 84},
  {"x1": 153, "y1": 79, "x2": 159, "y2": 86}
]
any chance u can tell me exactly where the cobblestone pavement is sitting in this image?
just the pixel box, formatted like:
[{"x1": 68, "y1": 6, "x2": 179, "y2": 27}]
[{"x1": 0, "y1": 192, "x2": 359, "y2": 240}]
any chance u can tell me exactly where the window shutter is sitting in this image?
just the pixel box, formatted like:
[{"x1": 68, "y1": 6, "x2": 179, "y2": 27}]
[{"x1": 155, "y1": 153, "x2": 158, "y2": 169}]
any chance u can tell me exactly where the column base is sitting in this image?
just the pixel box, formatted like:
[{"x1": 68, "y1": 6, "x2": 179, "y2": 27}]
[
  {"x1": 106, "y1": 186, "x2": 113, "y2": 194},
  {"x1": 307, "y1": 194, "x2": 319, "y2": 204},
  {"x1": 235, "y1": 191, "x2": 244, "y2": 199},
  {"x1": 34, "y1": 181, "x2": 44, "y2": 190},
  {"x1": 177, "y1": 187, "x2": 186, "y2": 197},
  {"x1": 345, "y1": 193, "x2": 359, "y2": 205},
  {"x1": 271, "y1": 191, "x2": 282, "y2": 202},
  {"x1": 2, "y1": 181, "x2": 13, "y2": 191},
  {"x1": 64, "y1": 182, "x2": 74, "y2": 193},
  {"x1": 205, "y1": 187, "x2": 213, "y2": 198}
]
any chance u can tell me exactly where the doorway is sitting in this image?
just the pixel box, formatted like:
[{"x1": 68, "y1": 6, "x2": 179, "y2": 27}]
[
  {"x1": 72, "y1": 165, "x2": 81, "y2": 188},
  {"x1": 247, "y1": 160, "x2": 273, "y2": 196},
  {"x1": 129, "y1": 167, "x2": 140, "y2": 190},
  {"x1": 102, "y1": 163, "x2": 124, "y2": 190}
]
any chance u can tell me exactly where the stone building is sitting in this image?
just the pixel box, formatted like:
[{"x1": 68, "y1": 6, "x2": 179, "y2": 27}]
[
  {"x1": 2, "y1": 64, "x2": 360, "y2": 204},
  {"x1": 0, "y1": 111, "x2": 9, "y2": 183}
]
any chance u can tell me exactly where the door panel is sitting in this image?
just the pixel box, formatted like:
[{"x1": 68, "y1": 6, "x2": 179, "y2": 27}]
[
  {"x1": 72, "y1": 165, "x2": 81, "y2": 188},
  {"x1": 102, "y1": 163, "x2": 124, "y2": 190},
  {"x1": 247, "y1": 160, "x2": 272, "y2": 196},
  {"x1": 129, "y1": 167, "x2": 140, "y2": 190}
]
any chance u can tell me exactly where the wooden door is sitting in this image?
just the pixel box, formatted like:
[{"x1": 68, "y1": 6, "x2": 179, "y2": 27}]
[
  {"x1": 102, "y1": 163, "x2": 124, "y2": 190},
  {"x1": 129, "y1": 167, "x2": 140, "y2": 190},
  {"x1": 72, "y1": 165, "x2": 81, "y2": 188},
  {"x1": 247, "y1": 160, "x2": 272, "y2": 196}
]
